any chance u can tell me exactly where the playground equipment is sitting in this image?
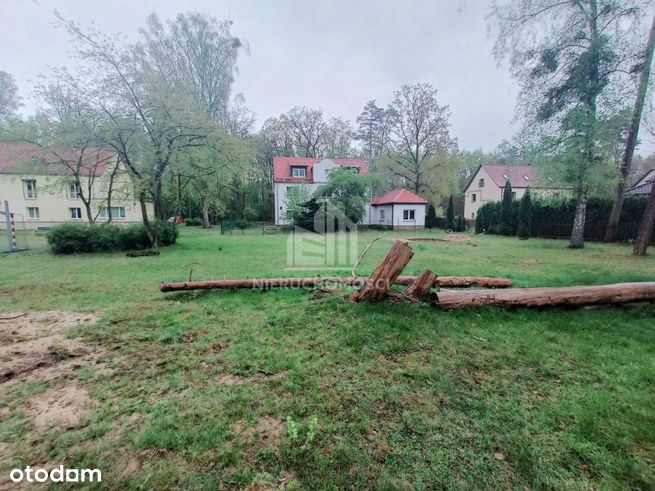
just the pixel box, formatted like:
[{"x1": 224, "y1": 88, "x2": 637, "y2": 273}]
[{"x1": 1, "y1": 201, "x2": 28, "y2": 253}]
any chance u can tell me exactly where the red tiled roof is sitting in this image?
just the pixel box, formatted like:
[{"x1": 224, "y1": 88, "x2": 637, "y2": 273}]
[
  {"x1": 273, "y1": 156, "x2": 368, "y2": 183},
  {"x1": 371, "y1": 188, "x2": 428, "y2": 205},
  {"x1": 0, "y1": 142, "x2": 115, "y2": 176}
]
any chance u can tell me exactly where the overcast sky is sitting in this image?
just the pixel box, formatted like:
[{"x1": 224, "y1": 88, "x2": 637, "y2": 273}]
[{"x1": 2, "y1": 0, "x2": 526, "y2": 152}]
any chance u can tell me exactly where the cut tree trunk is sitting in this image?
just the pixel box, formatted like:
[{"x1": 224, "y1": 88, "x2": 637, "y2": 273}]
[
  {"x1": 435, "y1": 282, "x2": 655, "y2": 309},
  {"x1": 634, "y1": 185, "x2": 655, "y2": 255},
  {"x1": 349, "y1": 240, "x2": 414, "y2": 302},
  {"x1": 159, "y1": 275, "x2": 511, "y2": 292},
  {"x1": 405, "y1": 269, "x2": 438, "y2": 298},
  {"x1": 604, "y1": 12, "x2": 655, "y2": 242}
]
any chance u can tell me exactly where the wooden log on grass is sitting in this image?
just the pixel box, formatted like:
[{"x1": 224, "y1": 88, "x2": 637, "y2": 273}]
[
  {"x1": 434, "y1": 282, "x2": 655, "y2": 310},
  {"x1": 160, "y1": 275, "x2": 512, "y2": 292},
  {"x1": 405, "y1": 268, "x2": 438, "y2": 298},
  {"x1": 350, "y1": 240, "x2": 414, "y2": 302}
]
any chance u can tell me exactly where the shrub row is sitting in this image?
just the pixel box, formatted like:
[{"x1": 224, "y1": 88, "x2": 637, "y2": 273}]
[
  {"x1": 475, "y1": 196, "x2": 648, "y2": 237},
  {"x1": 185, "y1": 218, "x2": 202, "y2": 226},
  {"x1": 47, "y1": 221, "x2": 178, "y2": 254}
]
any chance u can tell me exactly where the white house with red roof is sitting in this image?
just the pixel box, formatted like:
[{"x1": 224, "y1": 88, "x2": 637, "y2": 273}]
[
  {"x1": 370, "y1": 188, "x2": 428, "y2": 229},
  {"x1": 0, "y1": 142, "x2": 151, "y2": 228},
  {"x1": 273, "y1": 156, "x2": 429, "y2": 229},
  {"x1": 464, "y1": 164, "x2": 565, "y2": 220},
  {"x1": 273, "y1": 156, "x2": 370, "y2": 225}
]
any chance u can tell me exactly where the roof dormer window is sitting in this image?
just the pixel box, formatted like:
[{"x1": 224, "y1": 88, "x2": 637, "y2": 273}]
[
  {"x1": 502, "y1": 174, "x2": 509, "y2": 180},
  {"x1": 524, "y1": 175, "x2": 530, "y2": 181},
  {"x1": 291, "y1": 166, "x2": 307, "y2": 178}
]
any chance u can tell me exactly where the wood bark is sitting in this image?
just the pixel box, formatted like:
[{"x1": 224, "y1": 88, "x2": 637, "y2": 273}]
[
  {"x1": 435, "y1": 282, "x2": 655, "y2": 309},
  {"x1": 159, "y1": 275, "x2": 512, "y2": 292},
  {"x1": 605, "y1": 12, "x2": 655, "y2": 242},
  {"x1": 568, "y1": 194, "x2": 587, "y2": 249},
  {"x1": 349, "y1": 240, "x2": 414, "y2": 302},
  {"x1": 405, "y1": 269, "x2": 438, "y2": 298}
]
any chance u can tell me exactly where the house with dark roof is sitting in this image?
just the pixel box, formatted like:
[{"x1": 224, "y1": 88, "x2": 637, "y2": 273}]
[
  {"x1": 463, "y1": 164, "x2": 566, "y2": 220},
  {"x1": 0, "y1": 142, "x2": 151, "y2": 228}
]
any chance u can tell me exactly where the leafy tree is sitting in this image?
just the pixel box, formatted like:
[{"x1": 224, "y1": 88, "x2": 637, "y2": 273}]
[
  {"x1": 490, "y1": 0, "x2": 646, "y2": 248},
  {"x1": 499, "y1": 181, "x2": 514, "y2": 235},
  {"x1": 315, "y1": 168, "x2": 374, "y2": 224},
  {"x1": 383, "y1": 83, "x2": 458, "y2": 195},
  {"x1": 355, "y1": 100, "x2": 391, "y2": 164},
  {"x1": 0, "y1": 71, "x2": 20, "y2": 126},
  {"x1": 426, "y1": 204, "x2": 437, "y2": 228},
  {"x1": 284, "y1": 184, "x2": 312, "y2": 222},
  {"x1": 517, "y1": 188, "x2": 532, "y2": 239},
  {"x1": 446, "y1": 195, "x2": 455, "y2": 230},
  {"x1": 324, "y1": 117, "x2": 354, "y2": 158},
  {"x1": 605, "y1": 12, "x2": 655, "y2": 243}
]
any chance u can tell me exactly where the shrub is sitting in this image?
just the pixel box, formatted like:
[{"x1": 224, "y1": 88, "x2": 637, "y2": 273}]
[
  {"x1": 185, "y1": 218, "x2": 202, "y2": 226},
  {"x1": 446, "y1": 196, "x2": 455, "y2": 230},
  {"x1": 517, "y1": 189, "x2": 532, "y2": 239},
  {"x1": 47, "y1": 221, "x2": 177, "y2": 254},
  {"x1": 243, "y1": 207, "x2": 258, "y2": 222},
  {"x1": 426, "y1": 204, "x2": 437, "y2": 228},
  {"x1": 236, "y1": 219, "x2": 249, "y2": 230}
]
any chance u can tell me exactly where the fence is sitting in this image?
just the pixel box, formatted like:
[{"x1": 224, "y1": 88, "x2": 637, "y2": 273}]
[{"x1": 530, "y1": 221, "x2": 655, "y2": 245}]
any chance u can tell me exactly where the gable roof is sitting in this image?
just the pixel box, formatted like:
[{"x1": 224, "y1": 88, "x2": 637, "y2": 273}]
[
  {"x1": 626, "y1": 169, "x2": 654, "y2": 195},
  {"x1": 0, "y1": 142, "x2": 115, "y2": 176},
  {"x1": 371, "y1": 188, "x2": 428, "y2": 206},
  {"x1": 273, "y1": 156, "x2": 368, "y2": 183}
]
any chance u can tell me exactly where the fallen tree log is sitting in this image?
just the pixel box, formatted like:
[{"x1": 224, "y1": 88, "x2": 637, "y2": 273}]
[
  {"x1": 160, "y1": 275, "x2": 511, "y2": 292},
  {"x1": 434, "y1": 282, "x2": 655, "y2": 309},
  {"x1": 405, "y1": 269, "x2": 438, "y2": 298},
  {"x1": 350, "y1": 240, "x2": 414, "y2": 302}
]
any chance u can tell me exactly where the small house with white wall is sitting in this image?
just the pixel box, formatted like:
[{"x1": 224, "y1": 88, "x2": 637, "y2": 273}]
[
  {"x1": 370, "y1": 189, "x2": 428, "y2": 229},
  {"x1": 626, "y1": 169, "x2": 654, "y2": 196},
  {"x1": 464, "y1": 164, "x2": 565, "y2": 220}
]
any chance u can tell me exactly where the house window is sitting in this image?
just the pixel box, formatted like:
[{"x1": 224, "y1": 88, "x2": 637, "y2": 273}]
[
  {"x1": 344, "y1": 166, "x2": 360, "y2": 174},
  {"x1": 70, "y1": 207, "x2": 82, "y2": 219},
  {"x1": 471, "y1": 193, "x2": 477, "y2": 202},
  {"x1": 27, "y1": 207, "x2": 40, "y2": 219},
  {"x1": 99, "y1": 206, "x2": 126, "y2": 219},
  {"x1": 69, "y1": 182, "x2": 81, "y2": 199},
  {"x1": 380, "y1": 209, "x2": 385, "y2": 220},
  {"x1": 291, "y1": 166, "x2": 306, "y2": 178},
  {"x1": 23, "y1": 179, "x2": 37, "y2": 199},
  {"x1": 403, "y1": 209, "x2": 415, "y2": 221},
  {"x1": 478, "y1": 178, "x2": 485, "y2": 187}
]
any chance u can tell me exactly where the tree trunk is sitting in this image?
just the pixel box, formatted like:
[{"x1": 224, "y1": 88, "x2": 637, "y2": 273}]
[
  {"x1": 604, "y1": 12, "x2": 655, "y2": 242},
  {"x1": 435, "y1": 282, "x2": 655, "y2": 309},
  {"x1": 350, "y1": 240, "x2": 414, "y2": 302},
  {"x1": 633, "y1": 185, "x2": 655, "y2": 255},
  {"x1": 568, "y1": 194, "x2": 587, "y2": 249},
  {"x1": 405, "y1": 269, "x2": 438, "y2": 299},
  {"x1": 202, "y1": 208, "x2": 211, "y2": 229},
  {"x1": 160, "y1": 275, "x2": 512, "y2": 292},
  {"x1": 139, "y1": 191, "x2": 157, "y2": 248}
]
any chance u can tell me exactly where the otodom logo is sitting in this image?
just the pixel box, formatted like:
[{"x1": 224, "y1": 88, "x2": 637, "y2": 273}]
[{"x1": 9, "y1": 466, "x2": 102, "y2": 484}]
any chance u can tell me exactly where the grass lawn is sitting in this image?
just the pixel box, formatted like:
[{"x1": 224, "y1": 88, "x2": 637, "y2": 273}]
[{"x1": 1, "y1": 228, "x2": 654, "y2": 489}]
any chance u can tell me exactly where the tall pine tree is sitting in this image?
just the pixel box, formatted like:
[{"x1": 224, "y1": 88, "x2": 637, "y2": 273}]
[
  {"x1": 446, "y1": 195, "x2": 455, "y2": 230},
  {"x1": 499, "y1": 181, "x2": 514, "y2": 236},
  {"x1": 517, "y1": 188, "x2": 532, "y2": 239}
]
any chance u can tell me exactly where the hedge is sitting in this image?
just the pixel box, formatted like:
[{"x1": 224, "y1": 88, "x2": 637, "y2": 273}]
[
  {"x1": 47, "y1": 221, "x2": 178, "y2": 254},
  {"x1": 475, "y1": 196, "x2": 649, "y2": 240}
]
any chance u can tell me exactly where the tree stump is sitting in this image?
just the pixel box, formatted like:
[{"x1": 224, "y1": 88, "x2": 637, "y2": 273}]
[
  {"x1": 405, "y1": 268, "x2": 438, "y2": 299},
  {"x1": 349, "y1": 240, "x2": 414, "y2": 302}
]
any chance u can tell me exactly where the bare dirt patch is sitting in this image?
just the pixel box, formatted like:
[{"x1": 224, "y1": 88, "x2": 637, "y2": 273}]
[
  {"x1": 235, "y1": 415, "x2": 284, "y2": 448},
  {"x1": 27, "y1": 383, "x2": 95, "y2": 429},
  {"x1": 0, "y1": 311, "x2": 103, "y2": 384}
]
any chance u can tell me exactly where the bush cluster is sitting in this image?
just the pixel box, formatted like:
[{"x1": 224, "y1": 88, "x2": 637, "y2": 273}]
[
  {"x1": 185, "y1": 218, "x2": 202, "y2": 226},
  {"x1": 47, "y1": 221, "x2": 178, "y2": 254}
]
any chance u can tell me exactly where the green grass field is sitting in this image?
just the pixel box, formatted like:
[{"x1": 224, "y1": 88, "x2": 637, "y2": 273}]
[{"x1": 1, "y1": 228, "x2": 654, "y2": 490}]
